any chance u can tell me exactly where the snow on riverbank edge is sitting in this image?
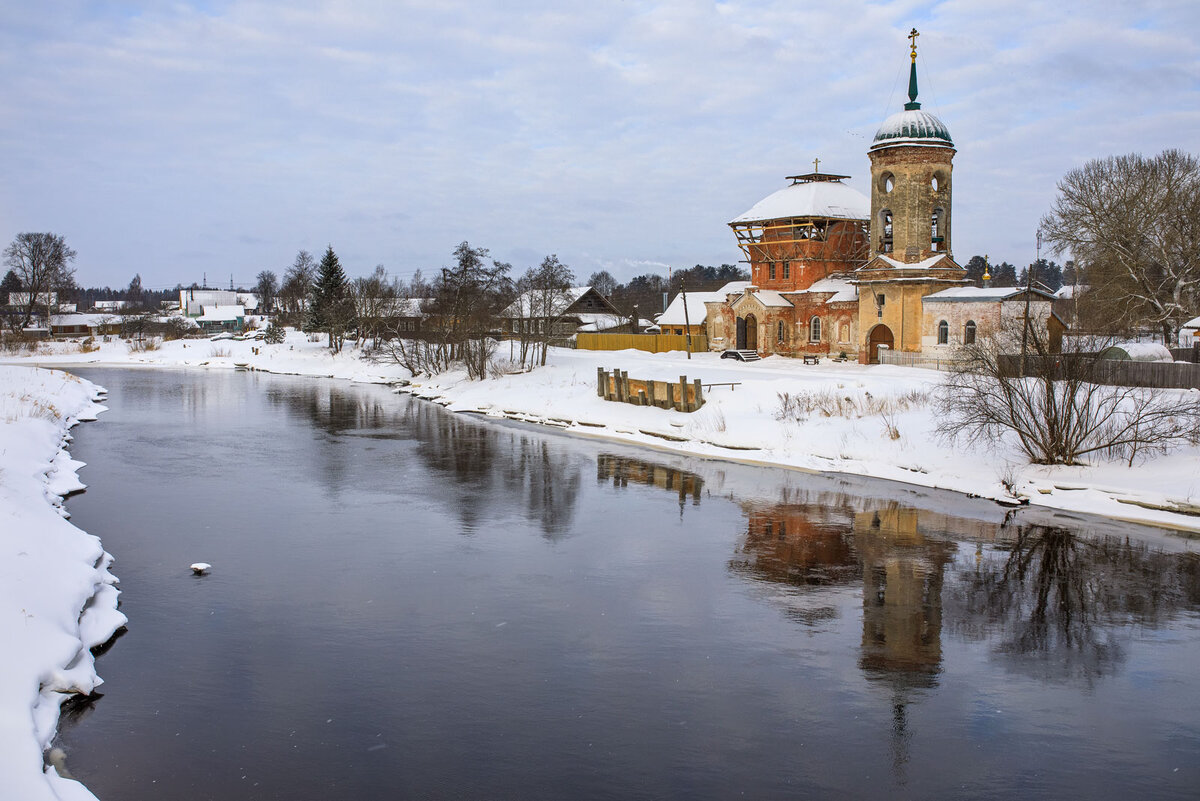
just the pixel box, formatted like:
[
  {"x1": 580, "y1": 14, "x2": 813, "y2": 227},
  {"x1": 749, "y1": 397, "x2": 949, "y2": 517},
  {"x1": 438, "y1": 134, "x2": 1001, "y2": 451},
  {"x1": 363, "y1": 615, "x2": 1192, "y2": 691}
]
[
  {"x1": 1, "y1": 365, "x2": 127, "y2": 801},
  {"x1": 6, "y1": 332, "x2": 1200, "y2": 536}
]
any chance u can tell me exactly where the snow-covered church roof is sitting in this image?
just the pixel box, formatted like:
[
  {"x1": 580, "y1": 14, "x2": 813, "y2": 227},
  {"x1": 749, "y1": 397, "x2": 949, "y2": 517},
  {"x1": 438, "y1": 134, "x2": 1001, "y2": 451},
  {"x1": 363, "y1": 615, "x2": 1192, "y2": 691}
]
[{"x1": 729, "y1": 178, "x2": 869, "y2": 224}]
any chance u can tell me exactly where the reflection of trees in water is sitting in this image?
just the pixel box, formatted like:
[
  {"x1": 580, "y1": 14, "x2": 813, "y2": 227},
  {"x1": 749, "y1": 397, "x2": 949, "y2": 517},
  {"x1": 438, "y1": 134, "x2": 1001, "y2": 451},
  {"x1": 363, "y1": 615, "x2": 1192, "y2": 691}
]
[
  {"x1": 948, "y1": 525, "x2": 1200, "y2": 680},
  {"x1": 262, "y1": 382, "x2": 398, "y2": 494},
  {"x1": 263, "y1": 383, "x2": 395, "y2": 435},
  {"x1": 404, "y1": 403, "x2": 583, "y2": 538}
]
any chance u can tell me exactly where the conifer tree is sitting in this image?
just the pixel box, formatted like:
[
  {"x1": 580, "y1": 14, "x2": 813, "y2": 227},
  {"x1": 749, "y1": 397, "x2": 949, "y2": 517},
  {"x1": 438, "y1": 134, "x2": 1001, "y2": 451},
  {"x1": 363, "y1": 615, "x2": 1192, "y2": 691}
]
[{"x1": 308, "y1": 245, "x2": 354, "y2": 351}]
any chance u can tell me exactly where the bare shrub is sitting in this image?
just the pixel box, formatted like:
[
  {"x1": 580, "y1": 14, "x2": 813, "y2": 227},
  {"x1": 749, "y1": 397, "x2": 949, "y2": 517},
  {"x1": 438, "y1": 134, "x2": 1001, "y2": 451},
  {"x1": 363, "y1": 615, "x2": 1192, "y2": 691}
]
[
  {"x1": 78, "y1": 337, "x2": 99, "y2": 354},
  {"x1": 210, "y1": 346, "x2": 232, "y2": 358},
  {"x1": 776, "y1": 388, "x2": 930, "y2": 423},
  {"x1": 129, "y1": 337, "x2": 161, "y2": 353},
  {"x1": 937, "y1": 320, "x2": 1200, "y2": 465},
  {"x1": 487, "y1": 358, "x2": 524, "y2": 379},
  {"x1": 879, "y1": 409, "x2": 901, "y2": 440}
]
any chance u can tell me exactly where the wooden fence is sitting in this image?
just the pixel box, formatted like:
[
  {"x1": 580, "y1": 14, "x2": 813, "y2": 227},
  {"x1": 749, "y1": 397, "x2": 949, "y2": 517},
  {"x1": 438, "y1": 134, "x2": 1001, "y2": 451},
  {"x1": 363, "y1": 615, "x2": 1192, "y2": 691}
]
[
  {"x1": 597, "y1": 368, "x2": 705, "y2": 412},
  {"x1": 577, "y1": 332, "x2": 708, "y2": 354},
  {"x1": 997, "y1": 354, "x2": 1200, "y2": 390}
]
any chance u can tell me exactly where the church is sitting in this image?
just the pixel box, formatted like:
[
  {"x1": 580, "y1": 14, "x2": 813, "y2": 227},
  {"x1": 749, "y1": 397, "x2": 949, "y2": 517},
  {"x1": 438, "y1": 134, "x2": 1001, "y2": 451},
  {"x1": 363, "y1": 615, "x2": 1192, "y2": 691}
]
[{"x1": 705, "y1": 31, "x2": 1062, "y2": 363}]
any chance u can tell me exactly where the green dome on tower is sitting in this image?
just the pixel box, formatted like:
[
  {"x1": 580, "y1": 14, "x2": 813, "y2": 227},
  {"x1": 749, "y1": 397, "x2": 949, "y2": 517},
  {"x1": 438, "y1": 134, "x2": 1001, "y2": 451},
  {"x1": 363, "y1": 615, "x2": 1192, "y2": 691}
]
[{"x1": 870, "y1": 28, "x2": 953, "y2": 151}]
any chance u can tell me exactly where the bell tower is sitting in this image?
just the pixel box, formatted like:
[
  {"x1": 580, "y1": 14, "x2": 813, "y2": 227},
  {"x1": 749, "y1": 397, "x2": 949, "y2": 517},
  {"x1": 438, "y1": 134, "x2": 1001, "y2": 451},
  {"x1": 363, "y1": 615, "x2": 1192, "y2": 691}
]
[
  {"x1": 855, "y1": 30, "x2": 967, "y2": 364},
  {"x1": 868, "y1": 29, "x2": 956, "y2": 262}
]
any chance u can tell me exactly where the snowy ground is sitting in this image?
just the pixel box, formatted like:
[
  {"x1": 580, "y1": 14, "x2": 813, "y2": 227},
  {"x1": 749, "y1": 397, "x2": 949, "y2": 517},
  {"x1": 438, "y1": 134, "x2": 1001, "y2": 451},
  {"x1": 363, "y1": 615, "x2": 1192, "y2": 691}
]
[
  {"x1": 6, "y1": 330, "x2": 1200, "y2": 538},
  {"x1": 0, "y1": 365, "x2": 125, "y2": 801}
]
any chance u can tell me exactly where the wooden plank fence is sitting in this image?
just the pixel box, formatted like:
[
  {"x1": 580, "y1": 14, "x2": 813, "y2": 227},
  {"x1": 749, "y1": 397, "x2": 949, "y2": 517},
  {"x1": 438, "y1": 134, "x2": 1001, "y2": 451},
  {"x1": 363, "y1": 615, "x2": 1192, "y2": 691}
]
[
  {"x1": 577, "y1": 332, "x2": 708, "y2": 354},
  {"x1": 597, "y1": 367, "x2": 705, "y2": 412},
  {"x1": 997, "y1": 354, "x2": 1200, "y2": 390}
]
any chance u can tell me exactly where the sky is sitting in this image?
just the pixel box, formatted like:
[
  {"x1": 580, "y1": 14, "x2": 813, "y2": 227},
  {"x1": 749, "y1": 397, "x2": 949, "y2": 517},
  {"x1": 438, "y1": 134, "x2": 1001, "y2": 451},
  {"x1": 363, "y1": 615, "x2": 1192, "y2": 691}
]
[{"x1": 1, "y1": 0, "x2": 1197, "y2": 291}]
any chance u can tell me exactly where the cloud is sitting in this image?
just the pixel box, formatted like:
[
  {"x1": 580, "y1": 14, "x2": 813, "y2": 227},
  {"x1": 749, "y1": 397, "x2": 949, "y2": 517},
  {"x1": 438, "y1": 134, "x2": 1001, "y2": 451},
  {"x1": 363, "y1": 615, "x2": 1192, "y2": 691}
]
[{"x1": 0, "y1": 0, "x2": 1197, "y2": 286}]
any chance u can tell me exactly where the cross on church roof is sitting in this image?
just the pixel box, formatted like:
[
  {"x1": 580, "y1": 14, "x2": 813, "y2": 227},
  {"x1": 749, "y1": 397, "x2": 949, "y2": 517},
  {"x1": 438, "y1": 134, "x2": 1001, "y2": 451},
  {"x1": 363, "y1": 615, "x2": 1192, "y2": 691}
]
[
  {"x1": 909, "y1": 28, "x2": 919, "y2": 62},
  {"x1": 813, "y1": 157, "x2": 820, "y2": 173}
]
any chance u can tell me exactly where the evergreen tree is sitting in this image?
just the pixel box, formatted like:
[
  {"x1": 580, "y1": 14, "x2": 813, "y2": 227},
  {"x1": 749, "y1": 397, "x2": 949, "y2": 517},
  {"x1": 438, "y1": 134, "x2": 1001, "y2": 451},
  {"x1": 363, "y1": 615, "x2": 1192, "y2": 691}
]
[
  {"x1": 0, "y1": 269, "x2": 20, "y2": 305},
  {"x1": 1018, "y1": 259, "x2": 1063, "y2": 292},
  {"x1": 990, "y1": 261, "x2": 1019, "y2": 287},
  {"x1": 964, "y1": 255, "x2": 989, "y2": 286},
  {"x1": 308, "y1": 245, "x2": 354, "y2": 351},
  {"x1": 1062, "y1": 260, "x2": 1081, "y2": 286}
]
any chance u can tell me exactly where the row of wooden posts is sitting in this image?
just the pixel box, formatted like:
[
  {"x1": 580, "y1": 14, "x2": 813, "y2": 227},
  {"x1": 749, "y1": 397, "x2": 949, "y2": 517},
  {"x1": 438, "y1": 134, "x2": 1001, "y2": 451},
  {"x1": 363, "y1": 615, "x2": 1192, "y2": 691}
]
[{"x1": 597, "y1": 368, "x2": 705, "y2": 412}]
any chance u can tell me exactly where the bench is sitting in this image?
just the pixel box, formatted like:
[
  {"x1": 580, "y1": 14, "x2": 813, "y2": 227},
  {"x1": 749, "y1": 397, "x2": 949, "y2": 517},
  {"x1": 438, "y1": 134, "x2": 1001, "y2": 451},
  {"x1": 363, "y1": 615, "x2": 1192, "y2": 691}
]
[
  {"x1": 702, "y1": 381, "x2": 743, "y2": 392},
  {"x1": 802, "y1": 355, "x2": 820, "y2": 365}
]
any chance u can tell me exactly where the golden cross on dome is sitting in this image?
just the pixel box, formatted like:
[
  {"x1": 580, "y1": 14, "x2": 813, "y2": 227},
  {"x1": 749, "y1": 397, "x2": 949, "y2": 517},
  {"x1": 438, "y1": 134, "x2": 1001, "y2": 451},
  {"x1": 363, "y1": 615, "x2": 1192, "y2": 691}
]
[
  {"x1": 909, "y1": 28, "x2": 919, "y2": 62},
  {"x1": 813, "y1": 157, "x2": 820, "y2": 173}
]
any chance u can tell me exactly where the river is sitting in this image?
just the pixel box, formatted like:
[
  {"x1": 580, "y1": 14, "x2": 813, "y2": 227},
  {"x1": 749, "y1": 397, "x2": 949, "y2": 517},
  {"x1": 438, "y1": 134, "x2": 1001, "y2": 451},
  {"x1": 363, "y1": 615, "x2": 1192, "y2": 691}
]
[{"x1": 57, "y1": 368, "x2": 1200, "y2": 800}]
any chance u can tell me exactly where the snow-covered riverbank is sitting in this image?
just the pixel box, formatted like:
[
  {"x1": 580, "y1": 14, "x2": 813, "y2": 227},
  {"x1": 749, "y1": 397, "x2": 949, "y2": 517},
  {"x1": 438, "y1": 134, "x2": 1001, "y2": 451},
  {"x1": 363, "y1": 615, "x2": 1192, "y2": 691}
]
[
  {"x1": 6, "y1": 331, "x2": 1200, "y2": 535},
  {"x1": 0, "y1": 366, "x2": 125, "y2": 800}
]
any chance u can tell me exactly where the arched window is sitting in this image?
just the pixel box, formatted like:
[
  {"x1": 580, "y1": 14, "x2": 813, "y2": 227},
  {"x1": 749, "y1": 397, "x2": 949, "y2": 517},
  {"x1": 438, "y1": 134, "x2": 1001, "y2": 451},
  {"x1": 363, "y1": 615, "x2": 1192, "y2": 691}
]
[
  {"x1": 809, "y1": 316, "x2": 822, "y2": 342},
  {"x1": 931, "y1": 208, "x2": 945, "y2": 251},
  {"x1": 881, "y1": 210, "x2": 894, "y2": 253},
  {"x1": 937, "y1": 320, "x2": 949, "y2": 345},
  {"x1": 777, "y1": 321, "x2": 784, "y2": 342},
  {"x1": 964, "y1": 320, "x2": 976, "y2": 345}
]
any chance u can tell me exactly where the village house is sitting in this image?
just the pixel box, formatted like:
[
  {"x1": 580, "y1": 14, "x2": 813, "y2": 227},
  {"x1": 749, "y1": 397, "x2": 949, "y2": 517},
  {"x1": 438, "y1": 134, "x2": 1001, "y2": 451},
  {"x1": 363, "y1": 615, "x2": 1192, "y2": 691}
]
[
  {"x1": 179, "y1": 288, "x2": 258, "y2": 318},
  {"x1": 48, "y1": 313, "x2": 122, "y2": 338},
  {"x1": 500, "y1": 286, "x2": 628, "y2": 342},
  {"x1": 706, "y1": 31, "x2": 1060, "y2": 363},
  {"x1": 657, "y1": 282, "x2": 749, "y2": 343}
]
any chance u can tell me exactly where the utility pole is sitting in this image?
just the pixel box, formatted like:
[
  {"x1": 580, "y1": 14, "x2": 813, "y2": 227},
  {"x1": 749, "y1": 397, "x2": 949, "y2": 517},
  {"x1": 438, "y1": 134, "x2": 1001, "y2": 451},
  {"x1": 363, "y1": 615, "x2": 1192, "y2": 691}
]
[
  {"x1": 680, "y1": 280, "x2": 692, "y2": 359},
  {"x1": 1021, "y1": 230, "x2": 1040, "y2": 377}
]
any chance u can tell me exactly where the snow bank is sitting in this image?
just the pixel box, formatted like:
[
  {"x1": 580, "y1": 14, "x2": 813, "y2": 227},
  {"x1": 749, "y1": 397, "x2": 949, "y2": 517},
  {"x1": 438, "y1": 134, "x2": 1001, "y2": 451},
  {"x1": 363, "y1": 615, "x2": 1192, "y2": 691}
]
[{"x1": 0, "y1": 366, "x2": 126, "y2": 801}]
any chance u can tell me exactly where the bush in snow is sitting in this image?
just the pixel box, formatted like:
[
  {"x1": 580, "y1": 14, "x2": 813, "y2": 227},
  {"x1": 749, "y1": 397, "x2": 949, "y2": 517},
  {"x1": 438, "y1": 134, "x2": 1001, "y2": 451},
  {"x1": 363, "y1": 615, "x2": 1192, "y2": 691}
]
[{"x1": 937, "y1": 320, "x2": 1200, "y2": 466}]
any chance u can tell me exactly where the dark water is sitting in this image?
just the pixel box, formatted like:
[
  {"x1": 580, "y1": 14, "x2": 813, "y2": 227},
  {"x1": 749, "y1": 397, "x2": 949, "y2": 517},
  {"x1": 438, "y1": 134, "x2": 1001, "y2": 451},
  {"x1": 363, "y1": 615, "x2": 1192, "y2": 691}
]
[{"x1": 57, "y1": 369, "x2": 1200, "y2": 800}]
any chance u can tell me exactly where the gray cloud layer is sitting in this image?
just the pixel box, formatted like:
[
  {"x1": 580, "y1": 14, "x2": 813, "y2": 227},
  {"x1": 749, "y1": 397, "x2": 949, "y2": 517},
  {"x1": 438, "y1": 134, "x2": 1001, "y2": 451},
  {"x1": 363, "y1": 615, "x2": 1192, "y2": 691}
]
[{"x1": 2, "y1": 0, "x2": 1197, "y2": 287}]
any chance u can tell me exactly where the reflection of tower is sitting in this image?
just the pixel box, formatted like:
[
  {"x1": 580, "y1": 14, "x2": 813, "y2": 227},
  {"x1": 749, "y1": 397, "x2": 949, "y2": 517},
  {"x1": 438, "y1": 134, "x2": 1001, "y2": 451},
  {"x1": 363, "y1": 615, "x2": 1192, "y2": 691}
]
[{"x1": 855, "y1": 505, "x2": 954, "y2": 685}]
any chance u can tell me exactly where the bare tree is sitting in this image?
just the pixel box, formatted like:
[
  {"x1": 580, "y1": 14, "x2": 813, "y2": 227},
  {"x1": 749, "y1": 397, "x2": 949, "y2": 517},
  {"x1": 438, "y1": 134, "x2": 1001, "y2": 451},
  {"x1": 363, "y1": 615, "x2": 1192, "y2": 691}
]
[
  {"x1": 3, "y1": 232, "x2": 76, "y2": 331},
  {"x1": 426, "y1": 242, "x2": 512, "y2": 379},
  {"x1": 938, "y1": 318, "x2": 1200, "y2": 466},
  {"x1": 351, "y1": 265, "x2": 399, "y2": 350},
  {"x1": 588, "y1": 270, "x2": 618, "y2": 299},
  {"x1": 124, "y1": 273, "x2": 144, "y2": 312},
  {"x1": 278, "y1": 250, "x2": 316, "y2": 324},
  {"x1": 1041, "y1": 149, "x2": 1200, "y2": 344},
  {"x1": 255, "y1": 270, "x2": 279, "y2": 314},
  {"x1": 524, "y1": 254, "x2": 575, "y2": 367}
]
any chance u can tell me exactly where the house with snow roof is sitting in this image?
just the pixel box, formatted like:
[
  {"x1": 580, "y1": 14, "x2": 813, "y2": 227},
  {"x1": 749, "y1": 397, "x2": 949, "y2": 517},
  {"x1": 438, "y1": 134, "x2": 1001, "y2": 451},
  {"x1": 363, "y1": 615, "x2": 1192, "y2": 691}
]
[
  {"x1": 196, "y1": 305, "x2": 245, "y2": 332},
  {"x1": 500, "y1": 286, "x2": 628, "y2": 342},
  {"x1": 707, "y1": 32, "x2": 1064, "y2": 363},
  {"x1": 658, "y1": 282, "x2": 749, "y2": 341}
]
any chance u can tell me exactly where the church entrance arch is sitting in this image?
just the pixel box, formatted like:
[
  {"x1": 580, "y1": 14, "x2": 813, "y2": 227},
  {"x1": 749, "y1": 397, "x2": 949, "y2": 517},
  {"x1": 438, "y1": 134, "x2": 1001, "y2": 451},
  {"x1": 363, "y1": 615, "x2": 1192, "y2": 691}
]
[
  {"x1": 867, "y1": 324, "x2": 894, "y2": 363},
  {"x1": 737, "y1": 314, "x2": 758, "y2": 351}
]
